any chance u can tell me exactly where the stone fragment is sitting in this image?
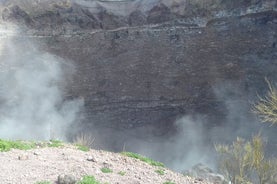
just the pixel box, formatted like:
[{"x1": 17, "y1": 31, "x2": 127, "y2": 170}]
[
  {"x1": 87, "y1": 156, "x2": 97, "y2": 162},
  {"x1": 103, "y1": 161, "x2": 112, "y2": 167},
  {"x1": 18, "y1": 155, "x2": 29, "y2": 160},
  {"x1": 57, "y1": 174, "x2": 76, "y2": 184}
]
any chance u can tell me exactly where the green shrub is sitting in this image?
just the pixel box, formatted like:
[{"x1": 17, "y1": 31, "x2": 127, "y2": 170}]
[
  {"x1": 253, "y1": 79, "x2": 277, "y2": 124},
  {"x1": 0, "y1": 140, "x2": 11, "y2": 152},
  {"x1": 77, "y1": 175, "x2": 101, "y2": 184},
  {"x1": 101, "y1": 167, "x2": 113, "y2": 173},
  {"x1": 122, "y1": 152, "x2": 165, "y2": 167},
  {"x1": 215, "y1": 134, "x2": 277, "y2": 184},
  {"x1": 215, "y1": 137, "x2": 252, "y2": 184}
]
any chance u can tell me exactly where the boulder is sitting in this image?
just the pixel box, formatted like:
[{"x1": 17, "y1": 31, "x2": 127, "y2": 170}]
[
  {"x1": 184, "y1": 163, "x2": 227, "y2": 184},
  {"x1": 57, "y1": 174, "x2": 76, "y2": 184}
]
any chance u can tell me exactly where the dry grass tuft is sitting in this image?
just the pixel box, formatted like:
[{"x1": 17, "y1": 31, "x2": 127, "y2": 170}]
[
  {"x1": 253, "y1": 78, "x2": 277, "y2": 125},
  {"x1": 73, "y1": 132, "x2": 95, "y2": 148}
]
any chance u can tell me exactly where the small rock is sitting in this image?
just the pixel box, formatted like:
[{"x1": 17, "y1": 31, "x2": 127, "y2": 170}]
[
  {"x1": 18, "y1": 155, "x2": 29, "y2": 160},
  {"x1": 135, "y1": 175, "x2": 142, "y2": 180},
  {"x1": 35, "y1": 142, "x2": 44, "y2": 148},
  {"x1": 87, "y1": 156, "x2": 97, "y2": 162},
  {"x1": 195, "y1": 178, "x2": 204, "y2": 181},
  {"x1": 184, "y1": 163, "x2": 226, "y2": 184},
  {"x1": 33, "y1": 152, "x2": 39, "y2": 156},
  {"x1": 111, "y1": 158, "x2": 119, "y2": 161},
  {"x1": 57, "y1": 174, "x2": 76, "y2": 184},
  {"x1": 103, "y1": 161, "x2": 112, "y2": 167}
]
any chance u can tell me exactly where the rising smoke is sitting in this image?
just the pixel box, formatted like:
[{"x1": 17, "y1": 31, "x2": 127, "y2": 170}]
[
  {"x1": 123, "y1": 81, "x2": 270, "y2": 172},
  {"x1": 0, "y1": 25, "x2": 83, "y2": 140},
  {"x1": 157, "y1": 115, "x2": 214, "y2": 171},
  {"x1": 157, "y1": 81, "x2": 273, "y2": 171},
  {"x1": 165, "y1": 83, "x2": 264, "y2": 171}
]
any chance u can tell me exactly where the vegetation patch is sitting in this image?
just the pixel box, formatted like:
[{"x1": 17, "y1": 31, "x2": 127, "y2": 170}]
[
  {"x1": 0, "y1": 139, "x2": 67, "y2": 152},
  {"x1": 47, "y1": 140, "x2": 63, "y2": 148},
  {"x1": 163, "y1": 181, "x2": 175, "y2": 184},
  {"x1": 117, "y1": 171, "x2": 126, "y2": 176},
  {"x1": 122, "y1": 152, "x2": 165, "y2": 167},
  {"x1": 253, "y1": 79, "x2": 277, "y2": 124},
  {"x1": 155, "y1": 169, "x2": 165, "y2": 175},
  {"x1": 77, "y1": 175, "x2": 101, "y2": 184},
  {"x1": 214, "y1": 80, "x2": 277, "y2": 184},
  {"x1": 76, "y1": 144, "x2": 90, "y2": 152},
  {"x1": 215, "y1": 134, "x2": 277, "y2": 184},
  {"x1": 34, "y1": 181, "x2": 51, "y2": 184},
  {"x1": 0, "y1": 139, "x2": 35, "y2": 152},
  {"x1": 101, "y1": 167, "x2": 113, "y2": 173}
]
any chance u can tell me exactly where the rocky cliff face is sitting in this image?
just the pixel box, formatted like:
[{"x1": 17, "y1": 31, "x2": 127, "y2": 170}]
[{"x1": 0, "y1": 0, "x2": 277, "y2": 164}]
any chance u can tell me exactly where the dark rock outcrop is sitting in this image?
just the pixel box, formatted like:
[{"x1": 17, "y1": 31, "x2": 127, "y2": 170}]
[
  {"x1": 0, "y1": 0, "x2": 277, "y2": 152},
  {"x1": 184, "y1": 163, "x2": 226, "y2": 184}
]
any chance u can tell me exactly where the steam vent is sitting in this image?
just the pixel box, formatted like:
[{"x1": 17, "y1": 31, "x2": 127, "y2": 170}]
[{"x1": 0, "y1": 0, "x2": 277, "y2": 176}]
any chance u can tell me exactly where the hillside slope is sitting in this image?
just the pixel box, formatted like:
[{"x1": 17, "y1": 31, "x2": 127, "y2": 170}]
[{"x1": 0, "y1": 146, "x2": 212, "y2": 184}]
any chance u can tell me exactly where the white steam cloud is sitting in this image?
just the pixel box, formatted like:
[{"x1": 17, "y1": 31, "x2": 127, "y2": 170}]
[
  {"x1": 125, "y1": 81, "x2": 265, "y2": 173},
  {"x1": 0, "y1": 25, "x2": 83, "y2": 140},
  {"x1": 125, "y1": 115, "x2": 215, "y2": 171},
  {"x1": 162, "y1": 116, "x2": 213, "y2": 171}
]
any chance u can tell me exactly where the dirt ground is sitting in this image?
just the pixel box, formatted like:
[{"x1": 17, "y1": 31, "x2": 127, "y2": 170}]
[{"x1": 0, "y1": 145, "x2": 212, "y2": 184}]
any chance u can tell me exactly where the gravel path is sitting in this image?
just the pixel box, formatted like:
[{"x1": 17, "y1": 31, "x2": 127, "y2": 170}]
[{"x1": 0, "y1": 145, "x2": 212, "y2": 184}]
